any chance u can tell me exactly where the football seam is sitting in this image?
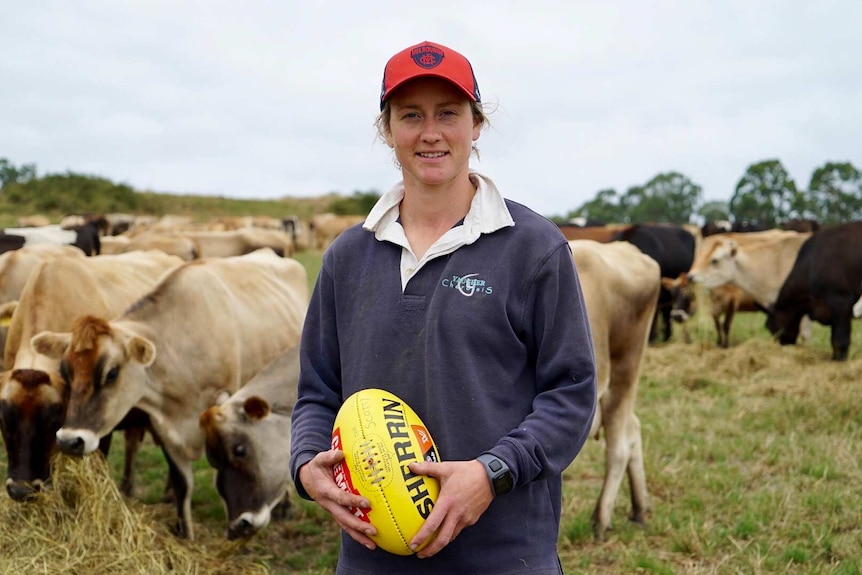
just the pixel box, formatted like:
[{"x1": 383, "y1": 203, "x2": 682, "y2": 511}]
[{"x1": 360, "y1": 406, "x2": 412, "y2": 554}]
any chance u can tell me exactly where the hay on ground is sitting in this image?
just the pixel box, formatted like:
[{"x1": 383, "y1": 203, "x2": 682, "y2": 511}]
[{"x1": 0, "y1": 454, "x2": 268, "y2": 574}]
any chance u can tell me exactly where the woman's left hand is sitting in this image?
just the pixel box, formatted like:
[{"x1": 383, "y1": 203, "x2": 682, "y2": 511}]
[{"x1": 407, "y1": 459, "x2": 494, "y2": 558}]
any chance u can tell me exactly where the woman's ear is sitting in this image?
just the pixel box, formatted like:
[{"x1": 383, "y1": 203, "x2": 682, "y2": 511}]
[{"x1": 384, "y1": 131, "x2": 395, "y2": 148}]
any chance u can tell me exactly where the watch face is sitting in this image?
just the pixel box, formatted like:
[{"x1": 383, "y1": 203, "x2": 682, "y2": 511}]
[{"x1": 494, "y1": 472, "x2": 514, "y2": 496}]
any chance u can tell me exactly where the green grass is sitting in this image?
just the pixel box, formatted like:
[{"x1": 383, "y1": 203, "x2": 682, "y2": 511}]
[{"x1": 4, "y1": 252, "x2": 862, "y2": 573}]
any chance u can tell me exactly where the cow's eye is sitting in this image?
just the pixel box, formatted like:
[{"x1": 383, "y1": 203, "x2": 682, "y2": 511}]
[
  {"x1": 233, "y1": 444, "x2": 247, "y2": 458},
  {"x1": 105, "y1": 366, "x2": 120, "y2": 385}
]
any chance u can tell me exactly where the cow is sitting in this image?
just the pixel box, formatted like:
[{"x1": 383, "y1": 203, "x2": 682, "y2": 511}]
[
  {"x1": 31, "y1": 248, "x2": 309, "y2": 538},
  {"x1": 569, "y1": 239, "x2": 660, "y2": 541},
  {"x1": 766, "y1": 222, "x2": 862, "y2": 361},
  {"x1": 1, "y1": 223, "x2": 101, "y2": 256},
  {"x1": 176, "y1": 228, "x2": 294, "y2": 258},
  {"x1": 0, "y1": 245, "x2": 86, "y2": 368},
  {"x1": 611, "y1": 224, "x2": 696, "y2": 343},
  {"x1": 200, "y1": 344, "x2": 300, "y2": 540},
  {"x1": 0, "y1": 250, "x2": 183, "y2": 501},
  {"x1": 16, "y1": 215, "x2": 52, "y2": 228},
  {"x1": 308, "y1": 213, "x2": 366, "y2": 249},
  {"x1": 664, "y1": 274, "x2": 763, "y2": 348},
  {"x1": 101, "y1": 234, "x2": 200, "y2": 261},
  {"x1": 556, "y1": 223, "x2": 631, "y2": 243},
  {"x1": 686, "y1": 230, "x2": 811, "y2": 310}
]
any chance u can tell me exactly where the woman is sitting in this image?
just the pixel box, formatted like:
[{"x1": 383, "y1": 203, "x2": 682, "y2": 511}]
[{"x1": 289, "y1": 40, "x2": 597, "y2": 574}]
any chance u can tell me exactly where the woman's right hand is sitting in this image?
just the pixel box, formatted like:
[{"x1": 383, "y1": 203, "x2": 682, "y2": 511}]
[{"x1": 298, "y1": 449, "x2": 379, "y2": 550}]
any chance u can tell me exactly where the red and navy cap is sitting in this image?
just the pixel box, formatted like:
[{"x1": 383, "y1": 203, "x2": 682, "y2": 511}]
[{"x1": 380, "y1": 41, "x2": 481, "y2": 110}]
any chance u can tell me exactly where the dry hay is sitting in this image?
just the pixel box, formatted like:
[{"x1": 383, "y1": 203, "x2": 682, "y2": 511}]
[
  {"x1": 643, "y1": 335, "x2": 862, "y2": 398},
  {"x1": 0, "y1": 454, "x2": 268, "y2": 575}
]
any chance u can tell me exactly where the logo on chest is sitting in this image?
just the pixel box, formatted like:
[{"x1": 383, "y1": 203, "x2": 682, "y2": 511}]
[{"x1": 440, "y1": 273, "x2": 494, "y2": 297}]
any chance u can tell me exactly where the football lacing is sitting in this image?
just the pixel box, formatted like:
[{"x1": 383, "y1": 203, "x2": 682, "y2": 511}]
[{"x1": 360, "y1": 440, "x2": 385, "y2": 485}]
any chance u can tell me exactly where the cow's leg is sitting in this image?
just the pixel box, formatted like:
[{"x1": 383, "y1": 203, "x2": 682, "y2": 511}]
[
  {"x1": 625, "y1": 413, "x2": 650, "y2": 524},
  {"x1": 712, "y1": 313, "x2": 723, "y2": 347},
  {"x1": 592, "y1": 398, "x2": 630, "y2": 541},
  {"x1": 720, "y1": 305, "x2": 736, "y2": 349},
  {"x1": 120, "y1": 427, "x2": 146, "y2": 497},
  {"x1": 830, "y1": 304, "x2": 853, "y2": 361},
  {"x1": 162, "y1": 446, "x2": 195, "y2": 540},
  {"x1": 97, "y1": 433, "x2": 113, "y2": 457}
]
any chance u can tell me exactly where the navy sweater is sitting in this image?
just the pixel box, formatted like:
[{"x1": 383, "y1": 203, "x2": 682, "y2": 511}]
[{"x1": 290, "y1": 200, "x2": 597, "y2": 574}]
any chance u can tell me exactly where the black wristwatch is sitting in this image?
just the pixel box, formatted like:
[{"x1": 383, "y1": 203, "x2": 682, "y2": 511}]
[{"x1": 476, "y1": 453, "x2": 514, "y2": 496}]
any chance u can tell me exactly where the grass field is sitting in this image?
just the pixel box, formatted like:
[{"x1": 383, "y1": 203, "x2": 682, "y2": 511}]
[{"x1": 1, "y1": 253, "x2": 861, "y2": 574}]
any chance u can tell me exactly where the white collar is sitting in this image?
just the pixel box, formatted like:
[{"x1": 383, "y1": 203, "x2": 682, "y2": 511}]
[{"x1": 363, "y1": 170, "x2": 515, "y2": 244}]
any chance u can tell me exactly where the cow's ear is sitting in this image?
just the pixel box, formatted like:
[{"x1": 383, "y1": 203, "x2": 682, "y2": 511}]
[
  {"x1": 0, "y1": 300, "x2": 18, "y2": 327},
  {"x1": 127, "y1": 335, "x2": 157, "y2": 367},
  {"x1": 30, "y1": 331, "x2": 72, "y2": 359},
  {"x1": 243, "y1": 396, "x2": 271, "y2": 421}
]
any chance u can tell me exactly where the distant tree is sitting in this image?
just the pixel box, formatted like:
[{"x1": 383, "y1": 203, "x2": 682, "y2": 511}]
[
  {"x1": 0, "y1": 158, "x2": 37, "y2": 189},
  {"x1": 569, "y1": 188, "x2": 626, "y2": 223},
  {"x1": 698, "y1": 200, "x2": 731, "y2": 223},
  {"x1": 729, "y1": 159, "x2": 797, "y2": 228},
  {"x1": 619, "y1": 171, "x2": 703, "y2": 224},
  {"x1": 803, "y1": 161, "x2": 862, "y2": 224}
]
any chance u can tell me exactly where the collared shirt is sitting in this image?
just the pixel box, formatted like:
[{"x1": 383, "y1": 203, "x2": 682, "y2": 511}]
[{"x1": 363, "y1": 170, "x2": 515, "y2": 290}]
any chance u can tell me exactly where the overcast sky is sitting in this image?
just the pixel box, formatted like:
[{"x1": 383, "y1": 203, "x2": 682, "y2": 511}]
[{"x1": 3, "y1": 1, "x2": 860, "y2": 218}]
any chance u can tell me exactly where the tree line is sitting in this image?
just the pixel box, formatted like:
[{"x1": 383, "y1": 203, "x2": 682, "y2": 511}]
[
  {"x1": 566, "y1": 158, "x2": 862, "y2": 227},
  {"x1": 3, "y1": 157, "x2": 861, "y2": 227}
]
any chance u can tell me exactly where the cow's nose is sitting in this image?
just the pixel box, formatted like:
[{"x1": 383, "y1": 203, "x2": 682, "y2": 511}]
[
  {"x1": 6, "y1": 480, "x2": 39, "y2": 501},
  {"x1": 56, "y1": 434, "x2": 86, "y2": 456},
  {"x1": 227, "y1": 518, "x2": 256, "y2": 540}
]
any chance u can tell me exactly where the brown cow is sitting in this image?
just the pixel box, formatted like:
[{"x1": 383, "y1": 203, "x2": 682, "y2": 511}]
[
  {"x1": 569, "y1": 239, "x2": 660, "y2": 540},
  {"x1": 664, "y1": 274, "x2": 762, "y2": 348},
  {"x1": 0, "y1": 250, "x2": 183, "y2": 500},
  {"x1": 32, "y1": 248, "x2": 309, "y2": 538}
]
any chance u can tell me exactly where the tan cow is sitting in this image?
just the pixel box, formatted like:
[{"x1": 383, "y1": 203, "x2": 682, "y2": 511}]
[
  {"x1": 178, "y1": 228, "x2": 294, "y2": 258},
  {"x1": 308, "y1": 213, "x2": 365, "y2": 250},
  {"x1": 101, "y1": 234, "x2": 200, "y2": 261},
  {"x1": 32, "y1": 248, "x2": 309, "y2": 539},
  {"x1": 687, "y1": 230, "x2": 811, "y2": 308},
  {"x1": 200, "y1": 344, "x2": 300, "y2": 539},
  {"x1": 569, "y1": 239, "x2": 660, "y2": 541},
  {"x1": 686, "y1": 230, "x2": 814, "y2": 344},
  {"x1": 0, "y1": 245, "x2": 86, "y2": 368},
  {"x1": 0, "y1": 250, "x2": 183, "y2": 501}
]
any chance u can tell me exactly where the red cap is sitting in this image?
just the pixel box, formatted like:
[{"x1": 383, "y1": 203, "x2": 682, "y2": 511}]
[{"x1": 380, "y1": 41, "x2": 480, "y2": 110}]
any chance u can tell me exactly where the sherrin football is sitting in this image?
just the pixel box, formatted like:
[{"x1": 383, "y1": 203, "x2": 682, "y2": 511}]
[{"x1": 331, "y1": 388, "x2": 440, "y2": 555}]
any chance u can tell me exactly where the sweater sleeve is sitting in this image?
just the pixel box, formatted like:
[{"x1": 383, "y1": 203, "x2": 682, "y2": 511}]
[{"x1": 491, "y1": 242, "x2": 598, "y2": 488}]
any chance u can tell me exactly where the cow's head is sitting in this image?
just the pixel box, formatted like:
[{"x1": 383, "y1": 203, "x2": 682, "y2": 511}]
[
  {"x1": 31, "y1": 315, "x2": 155, "y2": 457},
  {"x1": 662, "y1": 273, "x2": 697, "y2": 324},
  {"x1": 0, "y1": 367, "x2": 68, "y2": 500},
  {"x1": 764, "y1": 304, "x2": 802, "y2": 346},
  {"x1": 688, "y1": 240, "x2": 738, "y2": 289},
  {"x1": 200, "y1": 393, "x2": 292, "y2": 540}
]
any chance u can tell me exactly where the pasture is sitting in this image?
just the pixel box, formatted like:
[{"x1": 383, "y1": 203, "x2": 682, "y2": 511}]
[{"x1": 0, "y1": 253, "x2": 860, "y2": 574}]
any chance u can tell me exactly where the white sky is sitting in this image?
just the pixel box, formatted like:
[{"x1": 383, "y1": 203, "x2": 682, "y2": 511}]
[{"x1": 3, "y1": 1, "x2": 860, "y2": 218}]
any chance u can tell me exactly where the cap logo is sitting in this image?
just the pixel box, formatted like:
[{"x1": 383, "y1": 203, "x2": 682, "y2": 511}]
[{"x1": 410, "y1": 44, "x2": 444, "y2": 69}]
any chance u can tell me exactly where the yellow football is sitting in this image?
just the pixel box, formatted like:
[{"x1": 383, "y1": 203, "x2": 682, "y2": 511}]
[{"x1": 331, "y1": 388, "x2": 440, "y2": 555}]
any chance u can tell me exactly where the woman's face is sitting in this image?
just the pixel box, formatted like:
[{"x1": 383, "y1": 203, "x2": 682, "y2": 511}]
[{"x1": 386, "y1": 77, "x2": 480, "y2": 190}]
